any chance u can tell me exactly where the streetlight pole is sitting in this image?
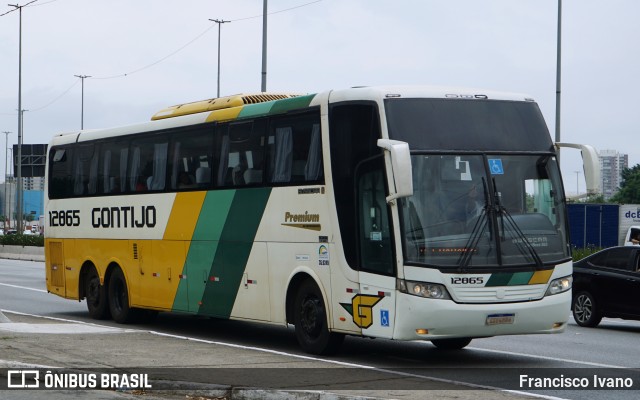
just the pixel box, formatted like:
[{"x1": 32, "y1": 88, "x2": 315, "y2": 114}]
[
  {"x1": 209, "y1": 19, "x2": 230, "y2": 98},
  {"x1": 74, "y1": 75, "x2": 91, "y2": 129},
  {"x1": 7, "y1": 148, "x2": 12, "y2": 229},
  {"x1": 261, "y1": 0, "x2": 268, "y2": 92},
  {"x1": 574, "y1": 170, "x2": 580, "y2": 196},
  {"x1": 6, "y1": 1, "x2": 38, "y2": 233},
  {"x1": 12, "y1": 3, "x2": 23, "y2": 234},
  {"x1": 2, "y1": 131, "x2": 10, "y2": 228},
  {"x1": 555, "y1": 0, "x2": 562, "y2": 159}
]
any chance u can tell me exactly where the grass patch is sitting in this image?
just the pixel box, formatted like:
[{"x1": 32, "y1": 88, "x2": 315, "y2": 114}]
[{"x1": 0, "y1": 234, "x2": 44, "y2": 247}]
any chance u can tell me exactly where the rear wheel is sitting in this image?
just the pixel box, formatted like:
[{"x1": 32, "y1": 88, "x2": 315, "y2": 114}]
[
  {"x1": 108, "y1": 268, "x2": 137, "y2": 324},
  {"x1": 572, "y1": 291, "x2": 602, "y2": 327},
  {"x1": 85, "y1": 267, "x2": 110, "y2": 320},
  {"x1": 293, "y1": 279, "x2": 344, "y2": 355},
  {"x1": 431, "y1": 338, "x2": 472, "y2": 350}
]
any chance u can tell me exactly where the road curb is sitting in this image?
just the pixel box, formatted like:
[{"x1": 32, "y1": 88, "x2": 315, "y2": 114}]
[{"x1": 0, "y1": 310, "x2": 10, "y2": 323}]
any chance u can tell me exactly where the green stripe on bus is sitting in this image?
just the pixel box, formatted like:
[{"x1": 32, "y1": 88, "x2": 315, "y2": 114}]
[
  {"x1": 237, "y1": 101, "x2": 276, "y2": 118},
  {"x1": 172, "y1": 190, "x2": 236, "y2": 312},
  {"x1": 508, "y1": 271, "x2": 534, "y2": 286},
  {"x1": 485, "y1": 273, "x2": 512, "y2": 287},
  {"x1": 197, "y1": 187, "x2": 272, "y2": 317},
  {"x1": 485, "y1": 271, "x2": 537, "y2": 287},
  {"x1": 268, "y1": 94, "x2": 315, "y2": 115}
]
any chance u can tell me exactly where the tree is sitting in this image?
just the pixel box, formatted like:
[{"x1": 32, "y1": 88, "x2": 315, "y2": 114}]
[
  {"x1": 610, "y1": 164, "x2": 640, "y2": 203},
  {"x1": 583, "y1": 194, "x2": 606, "y2": 204}
]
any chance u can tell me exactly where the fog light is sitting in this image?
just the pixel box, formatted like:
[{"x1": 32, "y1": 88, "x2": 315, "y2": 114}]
[
  {"x1": 553, "y1": 322, "x2": 564, "y2": 329},
  {"x1": 416, "y1": 329, "x2": 429, "y2": 335}
]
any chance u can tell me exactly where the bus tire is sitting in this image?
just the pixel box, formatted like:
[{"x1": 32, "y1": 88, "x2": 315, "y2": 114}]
[
  {"x1": 108, "y1": 268, "x2": 137, "y2": 324},
  {"x1": 572, "y1": 291, "x2": 602, "y2": 327},
  {"x1": 293, "y1": 279, "x2": 344, "y2": 355},
  {"x1": 431, "y1": 338, "x2": 472, "y2": 350},
  {"x1": 85, "y1": 267, "x2": 110, "y2": 320}
]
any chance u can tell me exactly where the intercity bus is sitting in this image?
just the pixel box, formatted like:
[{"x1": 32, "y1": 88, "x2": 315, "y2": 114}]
[{"x1": 45, "y1": 86, "x2": 599, "y2": 354}]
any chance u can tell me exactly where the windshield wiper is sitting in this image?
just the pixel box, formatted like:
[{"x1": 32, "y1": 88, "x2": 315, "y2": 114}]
[
  {"x1": 492, "y1": 178, "x2": 544, "y2": 268},
  {"x1": 458, "y1": 178, "x2": 490, "y2": 269}
]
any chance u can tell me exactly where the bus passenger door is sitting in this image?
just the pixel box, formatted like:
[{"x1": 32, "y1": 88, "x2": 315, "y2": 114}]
[{"x1": 355, "y1": 157, "x2": 396, "y2": 339}]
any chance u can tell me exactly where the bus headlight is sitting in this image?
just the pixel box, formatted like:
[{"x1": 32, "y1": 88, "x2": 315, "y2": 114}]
[
  {"x1": 545, "y1": 275, "x2": 572, "y2": 296},
  {"x1": 397, "y1": 279, "x2": 451, "y2": 300}
]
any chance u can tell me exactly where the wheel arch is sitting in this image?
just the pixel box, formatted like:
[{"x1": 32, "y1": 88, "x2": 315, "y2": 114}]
[
  {"x1": 78, "y1": 260, "x2": 98, "y2": 300},
  {"x1": 285, "y1": 268, "x2": 328, "y2": 325},
  {"x1": 104, "y1": 261, "x2": 124, "y2": 293}
]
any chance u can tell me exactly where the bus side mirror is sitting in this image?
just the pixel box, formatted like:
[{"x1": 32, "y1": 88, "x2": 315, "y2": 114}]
[
  {"x1": 377, "y1": 139, "x2": 413, "y2": 203},
  {"x1": 555, "y1": 142, "x2": 601, "y2": 196}
]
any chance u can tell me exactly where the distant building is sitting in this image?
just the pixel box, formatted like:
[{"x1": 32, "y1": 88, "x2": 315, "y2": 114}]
[
  {"x1": 0, "y1": 178, "x2": 44, "y2": 225},
  {"x1": 23, "y1": 176, "x2": 45, "y2": 191},
  {"x1": 599, "y1": 149, "x2": 628, "y2": 200}
]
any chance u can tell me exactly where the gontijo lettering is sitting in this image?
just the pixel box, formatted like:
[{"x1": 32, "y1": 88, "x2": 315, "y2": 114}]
[{"x1": 91, "y1": 206, "x2": 157, "y2": 228}]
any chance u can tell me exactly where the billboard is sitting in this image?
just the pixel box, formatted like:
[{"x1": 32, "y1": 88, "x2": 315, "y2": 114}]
[{"x1": 13, "y1": 144, "x2": 47, "y2": 178}]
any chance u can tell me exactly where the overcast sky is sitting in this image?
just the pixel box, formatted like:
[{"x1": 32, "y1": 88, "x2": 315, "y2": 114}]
[{"x1": 1, "y1": 0, "x2": 638, "y2": 196}]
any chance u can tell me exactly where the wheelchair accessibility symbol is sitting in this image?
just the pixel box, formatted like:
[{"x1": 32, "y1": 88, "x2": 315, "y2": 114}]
[
  {"x1": 380, "y1": 310, "x2": 390, "y2": 327},
  {"x1": 488, "y1": 159, "x2": 504, "y2": 175}
]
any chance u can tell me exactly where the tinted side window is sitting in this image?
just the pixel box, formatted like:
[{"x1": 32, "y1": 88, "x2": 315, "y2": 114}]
[
  {"x1": 266, "y1": 110, "x2": 323, "y2": 184},
  {"x1": 72, "y1": 144, "x2": 97, "y2": 196},
  {"x1": 605, "y1": 248, "x2": 634, "y2": 271},
  {"x1": 49, "y1": 147, "x2": 74, "y2": 199},
  {"x1": 329, "y1": 103, "x2": 382, "y2": 269},
  {"x1": 216, "y1": 120, "x2": 267, "y2": 187},
  {"x1": 169, "y1": 125, "x2": 215, "y2": 190},
  {"x1": 128, "y1": 135, "x2": 169, "y2": 192},
  {"x1": 357, "y1": 157, "x2": 394, "y2": 275},
  {"x1": 98, "y1": 140, "x2": 129, "y2": 194},
  {"x1": 590, "y1": 248, "x2": 633, "y2": 270}
]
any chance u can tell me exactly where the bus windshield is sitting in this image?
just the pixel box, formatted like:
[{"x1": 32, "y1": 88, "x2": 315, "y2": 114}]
[
  {"x1": 385, "y1": 98, "x2": 569, "y2": 268},
  {"x1": 399, "y1": 154, "x2": 569, "y2": 268}
]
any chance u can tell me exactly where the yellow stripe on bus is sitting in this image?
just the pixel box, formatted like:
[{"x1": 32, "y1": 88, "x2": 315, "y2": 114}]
[
  {"x1": 528, "y1": 269, "x2": 553, "y2": 285},
  {"x1": 205, "y1": 107, "x2": 243, "y2": 123},
  {"x1": 163, "y1": 192, "x2": 207, "y2": 241}
]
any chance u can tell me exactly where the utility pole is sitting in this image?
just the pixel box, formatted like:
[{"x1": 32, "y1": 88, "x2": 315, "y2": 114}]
[
  {"x1": 2, "y1": 131, "x2": 10, "y2": 229},
  {"x1": 209, "y1": 19, "x2": 230, "y2": 98},
  {"x1": 11, "y1": 2, "x2": 24, "y2": 234},
  {"x1": 261, "y1": 0, "x2": 268, "y2": 92},
  {"x1": 555, "y1": 0, "x2": 562, "y2": 160},
  {"x1": 6, "y1": 1, "x2": 38, "y2": 234},
  {"x1": 74, "y1": 75, "x2": 91, "y2": 129}
]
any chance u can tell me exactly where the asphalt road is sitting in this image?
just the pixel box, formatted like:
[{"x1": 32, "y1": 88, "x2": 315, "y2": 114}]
[{"x1": 1, "y1": 258, "x2": 639, "y2": 400}]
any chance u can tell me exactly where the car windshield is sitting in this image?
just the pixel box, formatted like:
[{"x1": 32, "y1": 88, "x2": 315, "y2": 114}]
[{"x1": 398, "y1": 153, "x2": 570, "y2": 268}]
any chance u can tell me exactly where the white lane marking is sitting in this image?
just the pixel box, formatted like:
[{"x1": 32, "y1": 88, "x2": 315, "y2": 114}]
[
  {"x1": 0, "y1": 359, "x2": 58, "y2": 369},
  {"x1": 0, "y1": 282, "x2": 47, "y2": 293},
  {"x1": 468, "y1": 346, "x2": 627, "y2": 369},
  {"x1": 0, "y1": 322, "x2": 126, "y2": 334},
  {"x1": 1, "y1": 309, "x2": 138, "y2": 332},
  {"x1": 1, "y1": 309, "x2": 570, "y2": 400}
]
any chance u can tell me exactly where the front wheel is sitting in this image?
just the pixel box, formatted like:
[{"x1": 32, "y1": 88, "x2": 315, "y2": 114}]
[
  {"x1": 108, "y1": 268, "x2": 137, "y2": 324},
  {"x1": 293, "y1": 280, "x2": 344, "y2": 355},
  {"x1": 431, "y1": 338, "x2": 472, "y2": 350},
  {"x1": 572, "y1": 291, "x2": 602, "y2": 327}
]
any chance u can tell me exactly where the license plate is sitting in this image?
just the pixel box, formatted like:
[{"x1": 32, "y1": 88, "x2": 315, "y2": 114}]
[{"x1": 486, "y1": 313, "x2": 515, "y2": 325}]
